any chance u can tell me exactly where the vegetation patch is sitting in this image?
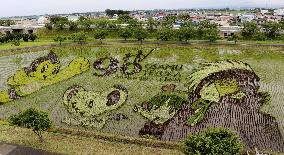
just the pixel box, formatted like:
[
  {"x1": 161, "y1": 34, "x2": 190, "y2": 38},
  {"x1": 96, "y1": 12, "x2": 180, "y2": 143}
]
[
  {"x1": 63, "y1": 85, "x2": 128, "y2": 129},
  {"x1": 215, "y1": 79, "x2": 239, "y2": 97},
  {"x1": 134, "y1": 91, "x2": 186, "y2": 124},
  {"x1": 0, "y1": 52, "x2": 90, "y2": 103}
]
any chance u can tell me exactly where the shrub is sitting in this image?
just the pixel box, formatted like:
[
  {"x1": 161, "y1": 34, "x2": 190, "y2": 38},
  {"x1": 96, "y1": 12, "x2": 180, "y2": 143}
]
[
  {"x1": 0, "y1": 119, "x2": 10, "y2": 126},
  {"x1": 156, "y1": 28, "x2": 173, "y2": 41},
  {"x1": 23, "y1": 34, "x2": 30, "y2": 42},
  {"x1": 45, "y1": 23, "x2": 53, "y2": 30},
  {"x1": 0, "y1": 90, "x2": 12, "y2": 103},
  {"x1": 11, "y1": 39, "x2": 20, "y2": 46},
  {"x1": 9, "y1": 108, "x2": 52, "y2": 143},
  {"x1": 133, "y1": 27, "x2": 148, "y2": 44},
  {"x1": 69, "y1": 32, "x2": 87, "y2": 44},
  {"x1": 182, "y1": 128, "x2": 243, "y2": 155},
  {"x1": 119, "y1": 28, "x2": 132, "y2": 40},
  {"x1": 252, "y1": 32, "x2": 266, "y2": 41},
  {"x1": 54, "y1": 36, "x2": 67, "y2": 45},
  {"x1": 94, "y1": 29, "x2": 108, "y2": 44},
  {"x1": 29, "y1": 34, "x2": 37, "y2": 42}
]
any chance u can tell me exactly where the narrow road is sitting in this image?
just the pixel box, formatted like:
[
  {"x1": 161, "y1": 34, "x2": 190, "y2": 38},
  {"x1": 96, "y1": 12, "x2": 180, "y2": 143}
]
[{"x1": 0, "y1": 142, "x2": 61, "y2": 155}]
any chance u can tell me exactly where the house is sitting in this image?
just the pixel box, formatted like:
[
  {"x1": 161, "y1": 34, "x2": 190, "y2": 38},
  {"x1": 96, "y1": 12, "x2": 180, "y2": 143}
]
[
  {"x1": 261, "y1": 10, "x2": 269, "y2": 15},
  {"x1": 274, "y1": 9, "x2": 284, "y2": 16},
  {"x1": 0, "y1": 25, "x2": 43, "y2": 35},
  {"x1": 219, "y1": 26, "x2": 241, "y2": 38},
  {"x1": 37, "y1": 16, "x2": 50, "y2": 25},
  {"x1": 240, "y1": 14, "x2": 256, "y2": 22},
  {"x1": 67, "y1": 15, "x2": 80, "y2": 22},
  {"x1": 173, "y1": 21, "x2": 183, "y2": 29}
]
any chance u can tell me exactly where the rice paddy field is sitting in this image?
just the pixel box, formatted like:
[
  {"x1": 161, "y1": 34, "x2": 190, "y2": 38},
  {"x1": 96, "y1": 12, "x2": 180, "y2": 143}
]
[{"x1": 0, "y1": 43, "x2": 284, "y2": 148}]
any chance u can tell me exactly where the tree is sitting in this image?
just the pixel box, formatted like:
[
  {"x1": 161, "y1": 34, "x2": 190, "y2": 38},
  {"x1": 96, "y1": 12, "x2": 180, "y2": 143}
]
[
  {"x1": 94, "y1": 29, "x2": 108, "y2": 44},
  {"x1": 45, "y1": 23, "x2": 53, "y2": 30},
  {"x1": 116, "y1": 10, "x2": 130, "y2": 15},
  {"x1": 156, "y1": 28, "x2": 173, "y2": 41},
  {"x1": 0, "y1": 35, "x2": 5, "y2": 43},
  {"x1": 252, "y1": 32, "x2": 266, "y2": 41},
  {"x1": 93, "y1": 19, "x2": 109, "y2": 29},
  {"x1": 50, "y1": 16, "x2": 68, "y2": 24},
  {"x1": 105, "y1": 9, "x2": 129, "y2": 17},
  {"x1": 54, "y1": 36, "x2": 67, "y2": 45},
  {"x1": 182, "y1": 128, "x2": 243, "y2": 155},
  {"x1": 23, "y1": 34, "x2": 30, "y2": 42},
  {"x1": 50, "y1": 16, "x2": 68, "y2": 30},
  {"x1": 11, "y1": 39, "x2": 20, "y2": 46},
  {"x1": 133, "y1": 27, "x2": 148, "y2": 44},
  {"x1": 68, "y1": 21, "x2": 78, "y2": 31},
  {"x1": 204, "y1": 28, "x2": 220, "y2": 43},
  {"x1": 0, "y1": 19, "x2": 15, "y2": 26},
  {"x1": 105, "y1": 9, "x2": 116, "y2": 17},
  {"x1": 13, "y1": 34, "x2": 23, "y2": 41},
  {"x1": 181, "y1": 21, "x2": 194, "y2": 28},
  {"x1": 262, "y1": 21, "x2": 281, "y2": 39},
  {"x1": 146, "y1": 17, "x2": 158, "y2": 31},
  {"x1": 119, "y1": 28, "x2": 132, "y2": 40},
  {"x1": 177, "y1": 13, "x2": 191, "y2": 22},
  {"x1": 280, "y1": 19, "x2": 284, "y2": 30},
  {"x1": 176, "y1": 26, "x2": 196, "y2": 42},
  {"x1": 241, "y1": 21, "x2": 260, "y2": 39},
  {"x1": 228, "y1": 33, "x2": 241, "y2": 44},
  {"x1": 29, "y1": 34, "x2": 37, "y2": 42},
  {"x1": 128, "y1": 19, "x2": 141, "y2": 29},
  {"x1": 161, "y1": 15, "x2": 177, "y2": 28},
  {"x1": 69, "y1": 32, "x2": 87, "y2": 44},
  {"x1": 118, "y1": 14, "x2": 133, "y2": 24},
  {"x1": 9, "y1": 108, "x2": 52, "y2": 143},
  {"x1": 78, "y1": 16, "x2": 93, "y2": 30},
  {"x1": 54, "y1": 20, "x2": 67, "y2": 30},
  {"x1": 197, "y1": 20, "x2": 218, "y2": 40}
]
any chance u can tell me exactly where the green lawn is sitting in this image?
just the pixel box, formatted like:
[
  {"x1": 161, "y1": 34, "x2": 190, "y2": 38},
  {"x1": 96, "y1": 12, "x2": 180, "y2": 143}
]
[
  {"x1": 1, "y1": 38, "x2": 284, "y2": 51},
  {"x1": 0, "y1": 40, "x2": 56, "y2": 50},
  {"x1": 0, "y1": 124, "x2": 182, "y2": 155}
]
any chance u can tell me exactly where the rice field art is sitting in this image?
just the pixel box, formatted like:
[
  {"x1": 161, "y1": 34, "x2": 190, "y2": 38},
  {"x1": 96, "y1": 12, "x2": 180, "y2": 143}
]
[{"x1": 0, "y1": 45, "x2": 284, "y2": 152}]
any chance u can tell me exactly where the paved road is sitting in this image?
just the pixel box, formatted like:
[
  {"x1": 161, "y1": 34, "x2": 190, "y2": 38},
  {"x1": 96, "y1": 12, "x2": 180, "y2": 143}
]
[{"x1": 0, "y1": 142, "x2": 61, "y2": 155}]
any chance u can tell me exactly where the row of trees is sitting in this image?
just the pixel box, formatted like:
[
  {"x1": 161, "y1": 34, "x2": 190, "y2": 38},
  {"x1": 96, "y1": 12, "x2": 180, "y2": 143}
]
[
  {"x1": 241, "y1": 20, "x2": 284, "y2": 40},
  {"x1": 45, "y1": 14, "x2": 194, "y2": 31},
  {"x1": 105, "y1": 9, "x2": 130, "y2": 17},
  {"x1": 52, "y1": 20, "x2": 221, "y2": 44},
  {"x1": 0, "y1": 33, "x2": 37, "y2": 46},
  {"x1": 46, "y1": 14, "x2": 284, "y2": 42},
  {"x1": 45, "y1": 16, "x2": 121, "y2": 31},
  {"x1": 0, "y1": 19, "x2": 15, "y2": 26}
]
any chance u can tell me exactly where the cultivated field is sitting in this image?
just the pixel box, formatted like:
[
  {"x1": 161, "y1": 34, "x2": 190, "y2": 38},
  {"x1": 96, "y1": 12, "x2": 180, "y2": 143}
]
[{"x1": 0, "y1": 44, "x2": 284, "y2": 151}]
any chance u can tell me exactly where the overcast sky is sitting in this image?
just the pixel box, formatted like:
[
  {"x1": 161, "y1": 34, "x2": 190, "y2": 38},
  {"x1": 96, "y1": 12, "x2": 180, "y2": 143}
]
[{"x1": 1, "y1": 0, "x2": 284, "y2": 17}]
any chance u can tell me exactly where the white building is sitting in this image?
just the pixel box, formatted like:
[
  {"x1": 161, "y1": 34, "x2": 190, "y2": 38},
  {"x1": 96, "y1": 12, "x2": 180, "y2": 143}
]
[
  {"x1": 261, "y1": 10, "x2": 269, "y2": 15},
  {"x1": 37, "y1": 16, "x2": 50, "y2": 24},
  {"x1": 0, "y1": 25, "x2": 43, "y2": 35},
  {"x1": 219, "y1": 26, "x2": 241, "y2": 38},
  {"x1": 240, "y1": 14, "x2": 256, "y2": 22},
  {"x1": 274, "y1": 9, "x2": 284, "y2": 16},
  {"x1": 67, "y1": 15, "x2": 80, "y2": 22}
]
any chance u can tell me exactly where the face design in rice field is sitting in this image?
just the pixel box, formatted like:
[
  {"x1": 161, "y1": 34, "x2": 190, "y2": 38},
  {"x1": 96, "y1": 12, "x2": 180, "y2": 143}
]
[
  {"x1": 187, "y1": 79, "x2": 243, "y2": 126},
  {"x1": 7, "y1": 52, "x2": 61, "y2": 86},
  {"x1": 25, "y1": 52, "x2": 61, "y2": 80},
  {"x1": 186, "y1": 61, "x2": 253, "y2": 126},
  {"x1": 0, "y1": 52, "x2": 90, "y2": 104},
  {"x1": 63, "y1": 85, "x2": 128, "y2": 129},
  {"x1": 134, "y1": 84, "x2": 186, "y2": 124}
]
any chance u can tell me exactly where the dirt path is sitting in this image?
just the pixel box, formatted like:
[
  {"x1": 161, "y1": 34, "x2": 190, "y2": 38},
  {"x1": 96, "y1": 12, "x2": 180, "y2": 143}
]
[{"x1": 0, "y1": 142, "x2": 61, "y2": 155}]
